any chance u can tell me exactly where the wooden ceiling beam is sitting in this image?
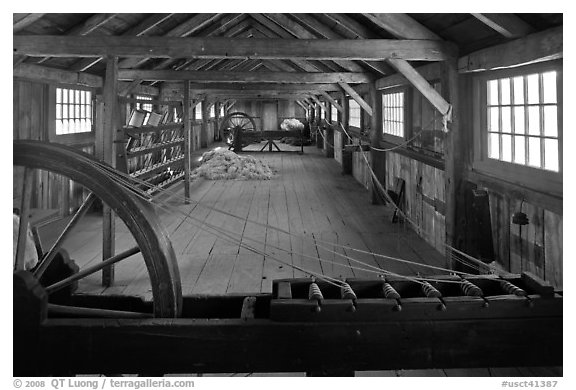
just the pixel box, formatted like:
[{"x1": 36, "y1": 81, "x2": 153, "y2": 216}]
[
  {"x1": 69, "y1": 14, "x2": 174, "y2": 72},
  {"x1": 362, "y1": 13, "x2": 442, "y2": 40},
  {"x1": 119, "y1": 79, "x2": 142, "y2": 97},
  {"x1": 289, "y1": 13, "x2": 391, "y2": 76},
  {"x1": 186, "y1": 82, "x2": 340, "y2": 91},
  {"x1": 14, "y1": 63, "x2": 103, "y2": 88},
  {"x1": 13, "y1": 14, "x2": 45, "y2": 32},
  {"x1": 35, "y1": 14, "x2": 119, "y2": 65},
  {"x1": 119, "y1": 70, "x2": 372, "y2": 83},
  {"x1": 458, "y1": 26, "x2": 562, "y2": 73},
  {"x1": 263, "y1": 13, "x2": 365, "y2": 73},
  {"x1": 338, "y1": 82, "x2": 373, "y2": 116},
  {"x1": 15, "y1": 36, "x2": 455, "y2": 61},
  {"x1": 367, "y1": 13, "x2": 451, "y2": 120},
  {"x1": 118, "y1": 13, "x2": 222, "y2": 69},
  {"x1": 152, "y1": 14, "x2": 247, "y2": 71},
  {"x1": 472, "y1": 13, "x2": 536, "y2": 39},
  {"x1": 248, "y1": 16, "x2": 325, "y2": 72},
  {"x1": 295, "y1": 100, "x2": 308, "y2": 112},
  {"x1": 322, "y1": 14, "x2": 379, "y2": 39}
]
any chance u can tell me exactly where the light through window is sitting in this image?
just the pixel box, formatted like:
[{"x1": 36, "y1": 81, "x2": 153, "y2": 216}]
[
  {"x1": 487, "y1": 70, "x2": 559, "y2": 172},
  {"x1": 331, "y1": 103, "x2": 338, "y2": 123},
  {"x1": 55, "y1": 88, "x2": 92, "y2": 134},
  {"x1": 348, "y1": 99, "x2": 361, "y2": 128},
  {"x1": 195, "y1": 102, "x2": 203, "y2": 121},
  {"x1": 382, "y1": 90, "x2": 405, "y2": 138}
]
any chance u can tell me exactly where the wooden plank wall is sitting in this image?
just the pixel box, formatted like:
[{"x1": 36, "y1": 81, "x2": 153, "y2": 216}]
[
  {"x1": 484, "y1": 190, "x2": 562, "y2": 289},
  {"x1": 13, "y1": 79, "x2": 49, "y2": 210},
  {"x1": 386, "y1": 152, "x2": 446, "y2": 255},
  {"x1": 352, "y1": 150, "x2": 372, "y2": 191}
]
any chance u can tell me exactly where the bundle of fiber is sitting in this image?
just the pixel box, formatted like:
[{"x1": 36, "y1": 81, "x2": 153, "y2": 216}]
[
  {"x1": 280, "y1": 118, "x2": 304, "y2": 131},
  {"x1": 191, "y1": 149, "x2": 274, "y2": 180}
]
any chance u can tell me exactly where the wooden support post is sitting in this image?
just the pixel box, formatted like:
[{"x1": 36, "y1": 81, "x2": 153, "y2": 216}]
[
  {"x1": 442, "y1": 59, "x2": 464, "y2": 270},
  {"x1": 14, "y1": 168, "x2": 34, "y2": 271},
  {"x1": 369, "y1": 81, "x2": 386, "y2": 205},
  {"x1": 214, "y1": 100, "x2": 220, "y2": 141},
  {"x1": 183, "y1": 81, "x2": 191, "y2": 204},
  {"x1": 101, "y1": 55, "x2": 118, "y2": 287},
  {"x1": 341, "y1": 90, "x2": 349, "y2": 133},
  {"x1": 200, "y1": 97, "x2": 208, "y2": 148}
]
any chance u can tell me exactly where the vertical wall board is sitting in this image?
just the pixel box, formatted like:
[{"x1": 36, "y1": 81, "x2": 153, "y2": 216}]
[
  {"x1": 435, "y1": 213, "x2": 446, "y2": 255},
  {"x1": 524, "y1": 202, "x2": 545, "y2": 278},
  {"x1": 544, "y1": 210, "x2": 563, "y2": 289},
  {"x1": 422, "y1": 202, "x2": 435, "y2": 246},
  {"x1": 509, "y1": 198, "x2": 523, "y2": 274}
]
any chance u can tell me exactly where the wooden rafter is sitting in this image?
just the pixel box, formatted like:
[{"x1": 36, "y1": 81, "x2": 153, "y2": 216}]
[
  {"x1": 338, "y1": 82, "x2": 373, "y2": 117},
  {"x1": 472, "y1": 13, "x2": 535, "y2": 39},
  {"x1": 458, "y1": 26, "x2": 562, "y2": 73},
  {"x1": 366, "y1": 13, "x2": 452, "y2": 121},
  {"x1": 363, "y1": 13, "x2": 442, "y2": 40},
  {"x1": 118, "y1": 79, "x2": 142, "y2": 97},
  {"x1": 118, "y1": 13, "x2": 223, "y2": 70},
  {"x1": 118, "y1": 70, "x2": 372, "y2": 83},
  {"x1": 289, "y1": 13, "x2": 391, "y2": 76},
  {"x1": 69, "y1": 14, "x2": 174, "y2": 72},
  {"x1": 185, "y1": 83, "x2": 340, "y2": 92},
  {"x1": 14, "y1": 36, "x2": 456, "y2": 61},
  {"x1": 319, "y1": 91, "x2": 344, "y2": 113},
  {"x1": 13, "y1": 13, "x2": 45, "y2": 32},
  {"x1": 309, "y1": 95, "x2": 327, "y2": 113}
]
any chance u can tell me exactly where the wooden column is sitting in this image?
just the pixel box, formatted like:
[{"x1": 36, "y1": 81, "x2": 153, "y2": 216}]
[
  {"x1": 369, "y1": 81, "x2": 386, "y2": 204},
  {"x1": 101, "y1": 55, "x2": 118, "y2": 287},
  {"x1": 442, "y1": 58, "x2": 464, "y2": 269},
  {"x1": 200, "y1": 97, "x2": 208, "y2": 148},
  {"x1": 214, "y1": 101, "x2": 220, "y2": 141},
  {"x1": 183, "y1": 81, "x2": 191, "y2": 204},
  {"x1": 341, "y1": 90, "x2": 349, "y2": 137}
]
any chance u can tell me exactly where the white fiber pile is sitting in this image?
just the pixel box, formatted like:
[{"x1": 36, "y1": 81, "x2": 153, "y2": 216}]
[
  {"x1": 191, "y1": 149, "x2": 274, "y2": 180},
  {"x1": 280, "y1": 118, "x2": 304, "y2": 131}
]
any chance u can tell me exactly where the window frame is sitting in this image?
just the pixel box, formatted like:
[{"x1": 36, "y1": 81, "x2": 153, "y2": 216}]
[
  {"x1": 381, "y1": 86, "x2": 410, "y2": 144},
  {"x1": 48, "y1": 84, "x2": 95, "y2": 145},
  {"x1": 347, "y1": 97, "x2": 362, "y2": 130},
  {"x1": 472, "y1": 61, "x2": 562, "y2": 197}
]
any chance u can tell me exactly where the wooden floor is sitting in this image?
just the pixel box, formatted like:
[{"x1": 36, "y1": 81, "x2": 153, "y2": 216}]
[
  {"x1": 39, "y1": 145, "x2": 561, "y2": 377},
  {"x1": 46, "y1": 145, "x2": 447, "y2": 298}
]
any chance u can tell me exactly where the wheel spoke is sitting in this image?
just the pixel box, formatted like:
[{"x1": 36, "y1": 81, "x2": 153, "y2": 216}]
[
  {"x1": 33, "y1": 192, "x2": 97, "y2": 279},
  {"x1": 45, "y1": 246, "x2": 141, "y2": 294},
  {"x1": 14, "y1": 167, "x2": 35, "y2": 272},
  {"x1": 48, "y1": 303, "x2": 152, "y2": 319}
]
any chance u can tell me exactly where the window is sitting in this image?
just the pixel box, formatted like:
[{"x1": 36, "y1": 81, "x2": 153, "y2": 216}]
[
  {"x1": 331, "y1": 103, "x2": 338, "y2": 123},
  {"x1": 209, "y1": 104, "x2": 215, "y2": 118},
  {"x1": 135, "y1": 95, "x2": 153, "y2": 112},
  {"x1": 320, "y1": 105, "x2": 326, "y2": 120},
  {"x1": 382, "y1": 89, "x2": 406, "y2": 138},
  {"x1": 55, "y1": 87, "x2": 92, "y2": 135},
  {"x1": 195, "y1": 102, "x2": 203, "y2": 121},
  {"x1": 486, "y1": 70, "x2": 560, "y2": 172},
  {"x1": 220, "y1": 105, "x2": 225, "y2": 118},
  {"x1": 348, "y1": 98, "x2": 361, "y2": 128},
  {"x1": 413, "y1": 81, "x2": 444, "y2": 155}
]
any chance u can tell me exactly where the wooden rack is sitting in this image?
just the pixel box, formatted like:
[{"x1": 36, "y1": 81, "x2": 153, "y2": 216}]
[{"x1": 117, "y1": 97, "x2": 190, "y2": 198}]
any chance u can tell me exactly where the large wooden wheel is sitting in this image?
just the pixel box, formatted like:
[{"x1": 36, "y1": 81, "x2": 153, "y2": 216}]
[
  {"x1": 13, "y1": 140, "x2": 182, "y2": 318},
  {"x1": 219, "y1": 111, "x2": 258, "y2": 146}
]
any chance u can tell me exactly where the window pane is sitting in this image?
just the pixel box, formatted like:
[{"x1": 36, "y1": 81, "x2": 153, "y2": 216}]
[
  {"x1": 75, "y1": 90, "x2": 80, "y2": 103},
  {"x1": 62, "y1": 89, "x2": 68, "y2": 104},
  {"x1": 513, "y1": 76, "x2": 524, "y2": 105},
  {"x1": 56, "y1": 104, "x2": 61, "y2": 120},
  {"x1": 56, "y1": 120, "x2": 62, "y2": 134},
  {"x1": 502, "y1": 107, "x2": 512, "y2": 133},
  {"x1": 528, "y1": 106, "x2": 540, "y2": 135},
  {"x1": 489, "y1": 107, "x2": 499, "y2": 132},
  {"x1": 514, "y1": 136, "x2": 526, "y2": 164},
  {"x1": 502, "y1": 134, "x2": 512, "y2": 162},
  {"x1": 543, "y1": 106, "x2": 558, "y2": 137},
  {"x1": 56, "y1": 88, "x2": 62, "y2": 103},
  {"x1": 488, "y1": 133, "x2": 500, "y2": 159},
  {"x1": 528, "y1": 137, "x2": 541, "y2": 168},
  {"x1": 488, "y1": 80, "x2": 498, "y2": 105},
  {"x1": 527, "y1": 74, "x2": 539, "y2": 104},
  {"x1": 544, "y1": 138, "x2": 559, "y2": 171},
  {"x1": 542, "y1": 71, "x2": 557, "y2": 104},
  {"x1": 501, "y1": 78, "x2": 511, "y2": 105},
  {"x1": 62, "y1": 104, "x2": 68, "y2": 119},
  {"x1": 514, "y1": 107, "x2": 525, "y2": 134}
]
